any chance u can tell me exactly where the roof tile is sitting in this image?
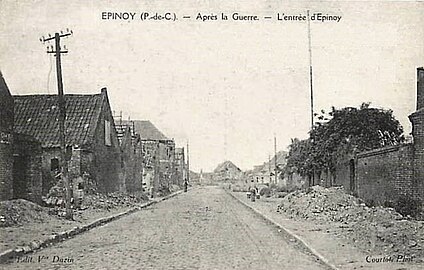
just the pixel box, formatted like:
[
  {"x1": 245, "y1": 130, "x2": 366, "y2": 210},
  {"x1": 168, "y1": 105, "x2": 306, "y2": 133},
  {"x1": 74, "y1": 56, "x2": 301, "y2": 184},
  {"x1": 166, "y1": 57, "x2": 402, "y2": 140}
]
[{"x1": 13, "y1": 94, "x2": 103, "y2": 148}]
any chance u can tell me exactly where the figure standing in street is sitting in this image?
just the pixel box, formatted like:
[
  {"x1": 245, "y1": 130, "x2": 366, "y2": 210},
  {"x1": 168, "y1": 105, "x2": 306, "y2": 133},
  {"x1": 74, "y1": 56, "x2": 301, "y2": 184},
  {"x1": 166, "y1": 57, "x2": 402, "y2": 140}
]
[
  {"x1": 184, "y1": 179, "x2": 188, "y2": 192},
  {"x1": 250, "y1": 186, "x2": 256, "y2": 202},
  {"x1": 150, "y1": 186, "x2": 154, "y2": 198}
]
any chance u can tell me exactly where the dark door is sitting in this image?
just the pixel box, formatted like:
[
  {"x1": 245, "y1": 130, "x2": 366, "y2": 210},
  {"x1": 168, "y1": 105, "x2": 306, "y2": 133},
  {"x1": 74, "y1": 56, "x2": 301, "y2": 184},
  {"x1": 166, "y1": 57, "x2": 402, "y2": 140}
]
[{"x1": 13, "y1": 155, "x2": 28, "y2": 199}]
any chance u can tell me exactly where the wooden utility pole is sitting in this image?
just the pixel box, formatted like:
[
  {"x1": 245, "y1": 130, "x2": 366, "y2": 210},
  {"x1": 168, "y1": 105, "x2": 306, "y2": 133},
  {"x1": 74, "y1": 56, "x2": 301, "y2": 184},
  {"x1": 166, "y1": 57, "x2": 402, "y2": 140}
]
[
  {"x1": 274, "y1": 135, "x2": 277, "y2": 185},
  {"x1": 307, "y1": 10, "x2": 314, "y2": 130},
  {"x1": 268, "y1": 154, "x2": 271, "y2": 183},
  {"x1": 307, "y1": 10, "x2": 316, "y2": 186},
  {"x1": 41, "y1": 30, "x2": 73, "y2": 220},
  {"x1": 186, "y1": 141, "x2": 190, "y2": 183}
]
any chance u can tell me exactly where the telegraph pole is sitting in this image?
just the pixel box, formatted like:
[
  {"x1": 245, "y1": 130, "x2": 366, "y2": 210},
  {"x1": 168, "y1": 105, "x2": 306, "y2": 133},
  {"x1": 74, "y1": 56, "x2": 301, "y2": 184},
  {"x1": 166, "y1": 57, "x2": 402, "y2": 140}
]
[
  {"x1": 307, "y1": 10, "x2": 314, "y2": 129},
  {"x1": 40, "y1": 30, "x2": 73, "y2": 220},
  {"x1": 186, "y1": 141, "x2": 190, "y2": 183},
  {"x1": 274, "y1": 135, "x2": 278, "y2": 185},
  {"x1": 307, "y1": 11, "x2": 316, "y2": 187},
  {"x1": 268, "y1": 154, "x2": 271, "y2": 183}
]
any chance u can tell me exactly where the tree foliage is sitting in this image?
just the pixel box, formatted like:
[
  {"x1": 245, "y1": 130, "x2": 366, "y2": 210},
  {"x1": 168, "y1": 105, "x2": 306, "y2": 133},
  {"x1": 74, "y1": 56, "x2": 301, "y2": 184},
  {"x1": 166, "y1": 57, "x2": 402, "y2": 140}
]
[{"x1": 286, "y1": 103, "x2": 404, "y2": 175}]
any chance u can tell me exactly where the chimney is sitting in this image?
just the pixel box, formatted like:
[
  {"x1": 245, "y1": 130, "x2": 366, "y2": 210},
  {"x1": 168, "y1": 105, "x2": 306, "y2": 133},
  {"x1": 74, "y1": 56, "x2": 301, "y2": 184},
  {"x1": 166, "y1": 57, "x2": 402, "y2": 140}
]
[{"x1": 417, "y1": 67, "x2": 424, "y2": 110}]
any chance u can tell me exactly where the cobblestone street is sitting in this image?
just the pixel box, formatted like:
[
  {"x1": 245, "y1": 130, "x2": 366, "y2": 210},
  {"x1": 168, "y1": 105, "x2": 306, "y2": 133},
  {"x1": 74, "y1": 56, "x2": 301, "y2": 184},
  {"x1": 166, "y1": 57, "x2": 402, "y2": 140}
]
[{"x1": 6, "y1": 187, "x2": 328, "y2": 270}]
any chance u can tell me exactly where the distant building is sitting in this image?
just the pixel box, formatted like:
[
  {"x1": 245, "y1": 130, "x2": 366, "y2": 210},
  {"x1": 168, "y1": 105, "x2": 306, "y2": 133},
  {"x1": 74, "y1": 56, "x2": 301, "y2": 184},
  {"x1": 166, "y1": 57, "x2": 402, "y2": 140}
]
[
  {"x1": 174, "y1": 147, "x2": 186, "y2": 187},
  {"x1": 213, "y1": 161, "x2": 242, "y2": 182},
  {"x1": 124, "y1": 120, "x2": 176, "y2": 196},
  {"x1": 13, "y1": 88, "x2": 122, "y2": 197},
  {"x1": 249, "y1": 151, "x2": 288, "y2": 186}
]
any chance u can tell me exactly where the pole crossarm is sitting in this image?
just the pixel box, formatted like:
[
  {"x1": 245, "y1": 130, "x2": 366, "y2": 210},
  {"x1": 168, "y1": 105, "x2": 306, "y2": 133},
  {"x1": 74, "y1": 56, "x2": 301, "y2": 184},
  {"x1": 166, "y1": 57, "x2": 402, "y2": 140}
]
[{"x1": 40, "y1": 31, "x2": 72, "y2": 43}]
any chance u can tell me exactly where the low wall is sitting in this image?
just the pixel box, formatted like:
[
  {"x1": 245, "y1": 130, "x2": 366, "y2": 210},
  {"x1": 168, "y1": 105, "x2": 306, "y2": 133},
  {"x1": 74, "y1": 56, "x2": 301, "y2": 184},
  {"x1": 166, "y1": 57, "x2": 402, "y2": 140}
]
[{"x1": 356, "y1": 144, "x2": 414, "y2": 205}]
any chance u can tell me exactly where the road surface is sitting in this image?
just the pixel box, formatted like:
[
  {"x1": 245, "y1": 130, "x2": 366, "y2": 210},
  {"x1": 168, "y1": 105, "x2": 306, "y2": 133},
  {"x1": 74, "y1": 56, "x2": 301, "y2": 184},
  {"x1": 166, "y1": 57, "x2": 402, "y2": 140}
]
[{"x1": 6, "y1": 186, "x2": 328, "y2": 270}]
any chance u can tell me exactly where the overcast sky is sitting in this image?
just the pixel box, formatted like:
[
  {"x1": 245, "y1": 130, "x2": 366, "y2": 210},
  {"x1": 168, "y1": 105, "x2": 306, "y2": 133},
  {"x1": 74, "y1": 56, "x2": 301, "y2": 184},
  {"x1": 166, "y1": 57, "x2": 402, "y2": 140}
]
[{"x1": 1, "y1": 0, "x2": 423, "y2": 172}]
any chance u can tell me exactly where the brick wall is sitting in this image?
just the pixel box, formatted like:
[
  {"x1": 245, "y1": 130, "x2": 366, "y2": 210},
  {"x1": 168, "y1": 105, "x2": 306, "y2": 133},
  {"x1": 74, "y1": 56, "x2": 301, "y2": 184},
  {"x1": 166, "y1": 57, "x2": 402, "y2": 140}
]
[
  {"x1": 409, "y1": 67, "x2": 424, "y2": 202},
  {"x1": 158, "y1": 141, "x2": 176, "y2": 191},
  {"x1": 416, "y1": 67, "x2": 424, "y2": 110},
  {"x1": 12, "y1": 133, "x2": 42, "y2": 204},
  {"x1": 355, "y1": 145, "x2": 414, "y2": 205},
  {"x1": 141, "y1": 141, "x2": 159, "y2": 195},
  {"x1": 80, "y1": 150, "x2": 96, "y2": 193},
  {"x1": 0, "y1": 74, "x2": 14, "y2": 201},
  {"x1": 91, "y1": 94, "x2": 122, "y2": 193},
  {"x1": 120, "y1": 129, "x2": 143, "y2": 194},
  {"x1": 0, "y1": 140, "x2": 13, "y2": 200},
  {"x1": 174, "y1": 148, "x2": 185, "y2": 187},
  {"x1": 140, "y1": 140, "x2": 175, "y2": 196},
  {"x1": 410, "y1": 110, "x2": 424, "y2": 201}
]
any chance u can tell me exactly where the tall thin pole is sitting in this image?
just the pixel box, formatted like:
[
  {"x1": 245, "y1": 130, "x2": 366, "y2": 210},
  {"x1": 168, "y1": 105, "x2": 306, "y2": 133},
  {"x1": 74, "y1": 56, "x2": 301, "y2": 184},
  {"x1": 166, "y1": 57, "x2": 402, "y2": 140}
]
[
  {"x1": 274, "y1": 135, "x2": 277, "y2": 185},
  {"x1": 41, "y1": 30, "x2": 73, "y2": 219},
  {"x1": 307, "y1": 10, "x2": 314, "y2": 130},
  {"x1": 186, "y1": 141, "x2": 190, "y2": 183},
  {"x1": 307, "y1": 10, "x2": 315, "y2": 187},
  {"x1": 268, "y1": 154, "x2": 271, "y2": 183},
  {"x1": 55, "y1": 33, "x2": 71, "y2": 219}
]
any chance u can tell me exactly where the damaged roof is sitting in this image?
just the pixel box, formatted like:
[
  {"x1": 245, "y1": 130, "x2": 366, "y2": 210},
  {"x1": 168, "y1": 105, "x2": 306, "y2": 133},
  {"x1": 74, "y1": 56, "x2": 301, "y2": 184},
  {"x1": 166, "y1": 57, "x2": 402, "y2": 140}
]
[
  {"x1": 123, "y1": 120, "x2": 169, "y2": 141},
  {"x1": 13, "y1": 93, "x2": 104, "y2": 148},
  {"x1": 214, "y1": 161, "x2": 242, "y2": 173}
]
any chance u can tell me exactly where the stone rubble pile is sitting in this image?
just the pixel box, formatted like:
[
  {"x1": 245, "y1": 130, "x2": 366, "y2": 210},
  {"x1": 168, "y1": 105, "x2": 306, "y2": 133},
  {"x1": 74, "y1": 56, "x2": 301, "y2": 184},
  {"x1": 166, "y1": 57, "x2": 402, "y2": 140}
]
[
  {"x1": 278, "y1": 186, "x2": 424, "y2": 261},
  {"x1": 82, "y1": 192, "x2": 148, "y2": 211},
  {"x1": 0, "y1": 199, "x2": 53, "y2": 227},
  {"x1": 0, "y1": 191, "x2": 150, "y2": 227}
]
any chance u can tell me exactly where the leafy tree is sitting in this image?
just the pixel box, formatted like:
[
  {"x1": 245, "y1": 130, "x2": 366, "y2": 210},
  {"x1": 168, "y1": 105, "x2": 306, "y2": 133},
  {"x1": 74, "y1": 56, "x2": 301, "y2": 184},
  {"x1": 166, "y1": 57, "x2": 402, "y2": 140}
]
[{"x1": 286, "y1": 103, "x2": 404, "y2": 175}]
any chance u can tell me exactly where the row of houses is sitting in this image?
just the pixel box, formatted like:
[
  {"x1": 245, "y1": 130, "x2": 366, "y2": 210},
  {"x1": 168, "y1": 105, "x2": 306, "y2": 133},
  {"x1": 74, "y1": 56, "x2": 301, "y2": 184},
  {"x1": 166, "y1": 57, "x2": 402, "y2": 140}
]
[
  {"x1": 244, "y1": 151, "x2": 287, "y2": 186},
  {"x1": 0, "y1": 72, "x2": 188, "y2": 204}
]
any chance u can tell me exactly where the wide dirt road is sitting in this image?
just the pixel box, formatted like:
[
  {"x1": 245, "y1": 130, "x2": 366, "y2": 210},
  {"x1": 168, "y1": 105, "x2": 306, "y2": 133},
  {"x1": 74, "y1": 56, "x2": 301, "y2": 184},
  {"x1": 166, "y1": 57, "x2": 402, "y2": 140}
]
[{"x1": 6, "y1": 186, "x2": 328, "y2": 270}]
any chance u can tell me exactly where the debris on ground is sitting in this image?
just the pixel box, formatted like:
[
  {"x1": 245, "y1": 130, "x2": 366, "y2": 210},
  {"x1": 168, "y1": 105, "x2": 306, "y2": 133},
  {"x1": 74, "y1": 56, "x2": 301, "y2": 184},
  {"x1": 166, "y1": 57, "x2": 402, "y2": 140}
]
[
  {"x1": 277, "y1": 186, "x2": 424, "y2": 261},
  {"x1": 169, "y1": 184, "x2": 182, "y2": 193},
  {"x1": 80, "y1": 192, "x2": 148, "y2": 211},
  {"x1": 0, "y1": 192, "x2": 149, "y2": 227},
  {"x1": 0, "y1": 199, "x2": 54, "y2": 227}
]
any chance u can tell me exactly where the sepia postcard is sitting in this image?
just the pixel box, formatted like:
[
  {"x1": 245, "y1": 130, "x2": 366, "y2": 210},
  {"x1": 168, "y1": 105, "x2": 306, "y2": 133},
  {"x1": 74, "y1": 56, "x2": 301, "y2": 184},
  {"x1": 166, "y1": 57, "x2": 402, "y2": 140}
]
[{"x1": 0, "y1": 0, "x2": 423, "y2": 269}]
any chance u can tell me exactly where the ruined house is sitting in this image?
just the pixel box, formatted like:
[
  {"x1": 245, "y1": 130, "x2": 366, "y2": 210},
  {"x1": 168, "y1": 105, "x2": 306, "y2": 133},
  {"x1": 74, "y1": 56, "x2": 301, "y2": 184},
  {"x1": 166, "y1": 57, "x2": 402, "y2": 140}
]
[
  {"x1": 13, "y1": 88, "x2": 122, "y2": 196},
  {"x1": 174, "y1": 147, "x2": 186, "y2": 187},
  {"x1": 0, "y1": 72, "x2": 42, "y2": 203},
  {"x1": 115, "y1": 120, "x2": 143, "y2": 193},
  {"x1": 0, "y1": 72, "x2": 14, "y2": 200},
  {"x1": 123, "y1": 120, "x2": 175, "y2": 196}
]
